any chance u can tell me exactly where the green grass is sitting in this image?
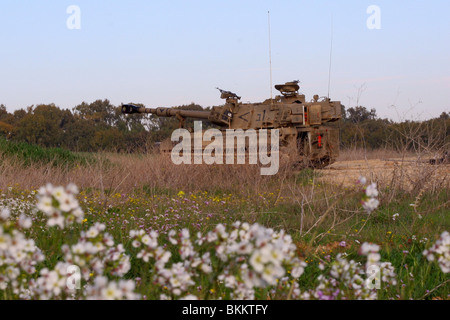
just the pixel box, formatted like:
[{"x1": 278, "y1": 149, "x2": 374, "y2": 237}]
[
  {"x1": 73, "y1": 183, "x2": 448, "y2": 299},
  {"x1": 1, "y1": 172, "x2": 448, "y2": 300},
  {"x1": 0, "y1": 138, "x2": 94, "y2": 167}
]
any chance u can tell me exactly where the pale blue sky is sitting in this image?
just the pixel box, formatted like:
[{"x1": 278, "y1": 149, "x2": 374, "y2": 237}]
[{"x1": 1, "y1": 0, "x2": 449, "y2": 121}]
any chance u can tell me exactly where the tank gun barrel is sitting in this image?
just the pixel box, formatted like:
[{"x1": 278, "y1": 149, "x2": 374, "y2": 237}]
[{"x1": 121, "y1": 104, "x2": 211, "y2": 120}]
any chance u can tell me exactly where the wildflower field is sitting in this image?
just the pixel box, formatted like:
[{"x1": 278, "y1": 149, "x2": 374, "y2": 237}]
[{"x1": 0, "y1": 151, "x2": 449, "y2": 300}]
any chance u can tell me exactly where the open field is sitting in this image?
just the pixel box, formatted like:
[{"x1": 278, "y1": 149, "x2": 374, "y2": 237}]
[
  {"x1": 0, "y1": 148, "x2": 449, "y2": 300},
  {"x1": 319, "y1": 157, "x2": 450, "y2": 190}
]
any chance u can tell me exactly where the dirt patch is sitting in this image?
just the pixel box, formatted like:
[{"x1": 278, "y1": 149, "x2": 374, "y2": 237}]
[{"x1": 317, "y1": 158, "x2": 450, "y2": 190}]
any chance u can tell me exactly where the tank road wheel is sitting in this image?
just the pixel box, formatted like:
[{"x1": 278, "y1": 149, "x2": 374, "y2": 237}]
[
  {"x1": 295, "y1": 134, "x2": 335, "y2": 169},
  {"x1": 294, "y1": 134, "x2": 312, "y2": 169},
  {"x1": 310, "y1": 156, "x2": 332, "y2": 169}
]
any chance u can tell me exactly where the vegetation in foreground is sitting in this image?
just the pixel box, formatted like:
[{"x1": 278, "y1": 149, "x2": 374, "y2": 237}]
[{"x1": 0, "y1": 149, "x2": 448, "y2": 300}]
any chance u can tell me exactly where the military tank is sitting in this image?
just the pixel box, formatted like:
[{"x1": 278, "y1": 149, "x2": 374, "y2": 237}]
[{"x1": 121, "y1": 81, "x2": 342, "y2": 168}]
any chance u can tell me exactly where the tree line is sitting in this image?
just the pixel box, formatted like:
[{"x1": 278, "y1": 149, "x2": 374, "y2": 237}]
[
  {"x1": 0, "y1": 100, "x2": 448, "y2": 153},
  {"x1": 335, "y1": 106, "x2": 449, "y2": 153}
]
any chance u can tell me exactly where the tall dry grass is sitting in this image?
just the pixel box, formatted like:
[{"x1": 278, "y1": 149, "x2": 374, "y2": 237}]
[
  {"x1": 2, "y1": 147, "x2": 448, "y2": 196},
  {"x1": 0, "y1": 152, "x2": 296, "y2": 197}
]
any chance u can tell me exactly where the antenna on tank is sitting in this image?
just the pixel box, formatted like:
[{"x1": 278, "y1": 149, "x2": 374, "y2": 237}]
[
  {"x1": 327, "y1": 15, "x2": 334, "y2": 99},
  {"x1": 268, "y1": 11, "x2": 274, "y2": 107}
]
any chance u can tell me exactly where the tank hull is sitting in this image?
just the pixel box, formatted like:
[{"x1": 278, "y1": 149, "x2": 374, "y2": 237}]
[{"x1": 158, "y1": 126, "x2": 339, "y2": 169}]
